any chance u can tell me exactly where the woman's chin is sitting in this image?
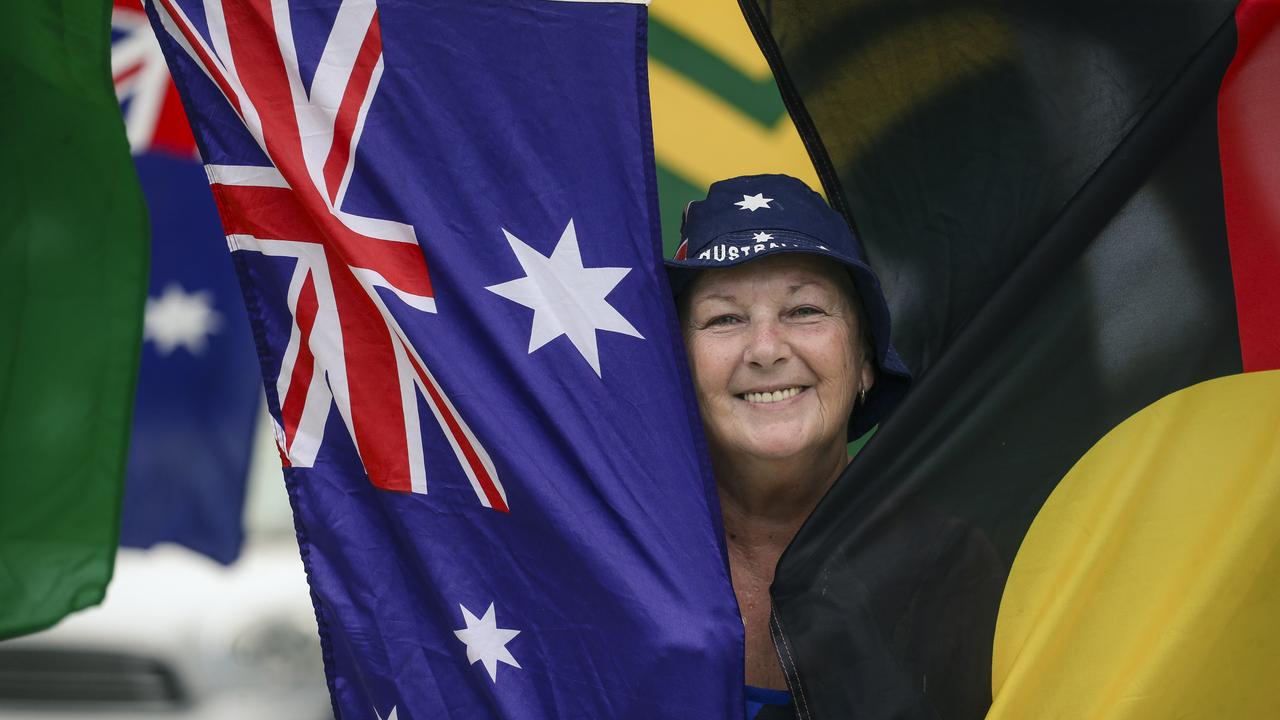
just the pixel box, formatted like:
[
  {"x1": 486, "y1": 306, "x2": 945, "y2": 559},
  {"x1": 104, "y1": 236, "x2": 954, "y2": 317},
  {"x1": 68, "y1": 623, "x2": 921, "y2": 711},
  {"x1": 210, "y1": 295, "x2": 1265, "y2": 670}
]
[{"x1": 733, "y1": 429, "x2": 826, "y2": 464}]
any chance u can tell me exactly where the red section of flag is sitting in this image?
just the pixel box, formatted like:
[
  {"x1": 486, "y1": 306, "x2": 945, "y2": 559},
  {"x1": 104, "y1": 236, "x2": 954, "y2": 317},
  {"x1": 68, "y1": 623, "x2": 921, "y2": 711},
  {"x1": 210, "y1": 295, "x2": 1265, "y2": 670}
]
[
  {"x1": 1219, "y1": 0, "x2": 1280, "y2": 372},
  {"x1": 283, "y1": 274, "x2": 320, "y2": 448},
  {"x1": 214, "y1": 184, "x2": 434, "y2": 297},
  {"x1": 323, "y1": 12, "x2": 383, "y2": 205}
]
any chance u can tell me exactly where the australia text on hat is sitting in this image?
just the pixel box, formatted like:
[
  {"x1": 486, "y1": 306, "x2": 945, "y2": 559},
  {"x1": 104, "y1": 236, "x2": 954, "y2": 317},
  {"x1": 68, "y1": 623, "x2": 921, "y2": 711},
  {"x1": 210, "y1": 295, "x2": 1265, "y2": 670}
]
[{"x1": 697, "y1": 239, "x2": 829, "y2": 263}]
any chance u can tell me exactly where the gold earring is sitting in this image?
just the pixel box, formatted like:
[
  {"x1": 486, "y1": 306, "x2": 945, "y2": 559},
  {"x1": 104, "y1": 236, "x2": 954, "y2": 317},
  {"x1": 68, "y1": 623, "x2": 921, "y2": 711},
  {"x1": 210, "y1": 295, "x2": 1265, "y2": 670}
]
[{"x1": 859, "y1": 388, "x2": 867, "y2": 405}]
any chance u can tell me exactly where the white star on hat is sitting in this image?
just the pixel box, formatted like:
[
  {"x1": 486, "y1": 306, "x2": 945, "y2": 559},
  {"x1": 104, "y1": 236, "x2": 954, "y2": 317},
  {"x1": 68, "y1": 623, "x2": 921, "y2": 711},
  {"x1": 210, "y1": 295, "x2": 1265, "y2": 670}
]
[
  {"x1": 454, "y1": 602, "x2": 522, "y2": 683},
  {"x1": 735, "y1": 193, "x2": 773, "y2": 211},
  {"x1": 752, "y1": 232, "x2": 773, "y2": 242}
]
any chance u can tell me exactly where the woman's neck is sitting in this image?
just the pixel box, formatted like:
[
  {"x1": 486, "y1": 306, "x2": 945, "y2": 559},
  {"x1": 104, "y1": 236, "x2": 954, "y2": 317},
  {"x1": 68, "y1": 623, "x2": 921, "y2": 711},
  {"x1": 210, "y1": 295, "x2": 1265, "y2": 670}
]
[
  {"x1": 713, "y1": 442, "x2": 850, "y2": 540},
  {"x1": 714, "y1": 444, "x2": 850, "y2": 690}
]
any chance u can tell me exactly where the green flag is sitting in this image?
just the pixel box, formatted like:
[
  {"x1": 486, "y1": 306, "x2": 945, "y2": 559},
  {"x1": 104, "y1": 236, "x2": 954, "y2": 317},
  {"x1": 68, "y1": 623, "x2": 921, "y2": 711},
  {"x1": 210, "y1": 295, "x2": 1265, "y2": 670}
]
[
  {"x1": 0, "y1": 0, "x2": 148, "y2": 638},
  {"x1": 646, "y1": 1, "x2": 818, "y2": 255}
]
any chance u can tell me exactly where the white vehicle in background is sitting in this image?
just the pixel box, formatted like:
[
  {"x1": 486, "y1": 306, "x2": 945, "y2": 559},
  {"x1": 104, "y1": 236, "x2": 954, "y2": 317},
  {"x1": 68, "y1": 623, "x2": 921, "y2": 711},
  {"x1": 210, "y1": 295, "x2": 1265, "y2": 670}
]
[{"x1": 0, "y1": 421, "x2": 333, "y2": 720}]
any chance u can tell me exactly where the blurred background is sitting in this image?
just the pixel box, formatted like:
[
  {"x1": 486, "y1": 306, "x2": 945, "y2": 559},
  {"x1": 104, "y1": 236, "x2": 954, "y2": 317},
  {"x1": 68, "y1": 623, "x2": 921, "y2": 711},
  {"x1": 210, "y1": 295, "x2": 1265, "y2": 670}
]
[
  {"x1": 9, "y1": 1, "x2": 1277, "y2": 718},
  {"x1": 0, "y1": 0, "x2": 814, "y2": 716},
  {"x1": 0, "y1": 420, "x2": 334, "y2": 719}
]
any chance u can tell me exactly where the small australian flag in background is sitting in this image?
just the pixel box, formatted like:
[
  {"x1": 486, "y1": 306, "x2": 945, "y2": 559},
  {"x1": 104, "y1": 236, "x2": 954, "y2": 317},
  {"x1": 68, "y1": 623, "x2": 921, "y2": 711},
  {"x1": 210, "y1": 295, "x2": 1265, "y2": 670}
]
[
  {"x1": 112, "y1": 0, "x2": 262, "y2": 565},
  {"x1": 143, "y1": 0, "x2": 745, "y2": 716}
]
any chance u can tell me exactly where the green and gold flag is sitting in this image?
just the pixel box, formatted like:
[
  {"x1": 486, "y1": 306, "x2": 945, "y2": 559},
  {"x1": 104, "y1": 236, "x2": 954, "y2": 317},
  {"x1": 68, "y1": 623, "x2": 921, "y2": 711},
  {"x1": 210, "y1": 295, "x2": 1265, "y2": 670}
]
[
  {"x1": 0, "y1": 1, "x2": 147, "y2": 639},
  {"x1": 738, "y1": 0, "x2": 1280, "y2": 717},
  {"x1": 648, "y1": 1, "x2": 817, "y2": 255}
]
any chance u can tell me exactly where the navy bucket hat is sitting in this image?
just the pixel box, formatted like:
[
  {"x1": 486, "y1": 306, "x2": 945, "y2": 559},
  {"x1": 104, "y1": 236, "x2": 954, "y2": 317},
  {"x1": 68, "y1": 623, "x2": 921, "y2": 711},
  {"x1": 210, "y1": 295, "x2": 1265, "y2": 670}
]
[{"x1": 665, "y1": 173, "x2": 911, "y2": 439}]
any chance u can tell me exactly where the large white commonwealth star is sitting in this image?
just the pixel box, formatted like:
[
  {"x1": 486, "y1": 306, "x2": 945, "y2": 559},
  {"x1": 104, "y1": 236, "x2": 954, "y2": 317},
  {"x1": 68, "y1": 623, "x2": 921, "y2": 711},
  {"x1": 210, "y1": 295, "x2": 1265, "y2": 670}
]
[
  {"x1": 486, "y1": 219, "x2": 643, "y2": 377},
  {"x1": 454, "y1": 602, "x2": 522, "y2": 683},
  {"x1": 144, "y1": 283, "x2": 222, "y2": 355}
]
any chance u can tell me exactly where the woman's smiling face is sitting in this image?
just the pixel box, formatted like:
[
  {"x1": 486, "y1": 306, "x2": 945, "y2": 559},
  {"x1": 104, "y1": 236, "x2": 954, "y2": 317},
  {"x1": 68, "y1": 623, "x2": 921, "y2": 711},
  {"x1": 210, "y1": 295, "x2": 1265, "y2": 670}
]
[{"x1": 682, "y1": 254, "x2": 875, "y2": 467}]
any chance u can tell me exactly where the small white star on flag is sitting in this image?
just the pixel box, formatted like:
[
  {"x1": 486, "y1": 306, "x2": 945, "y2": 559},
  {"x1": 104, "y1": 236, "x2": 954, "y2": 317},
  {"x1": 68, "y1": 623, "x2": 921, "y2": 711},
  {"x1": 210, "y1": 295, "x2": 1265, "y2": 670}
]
[
  {"x1": 144, "y1": 283, "x2": 222, "y2": 355},
  {"x1": 375, "y1": 706, "x2": 398, "y2": 720},
  {"x1": 454, "y1": 602, "x2": 522, "y2": 683},
  {"x1": 752, "y1": 232, "x2": 774, "y2": 242},
  {"x1": 735, "y1": 193, "x2": 773, "y2": 211},
  {"x1": 486, "y1": 219, "x2": 644, "y2": 377}
]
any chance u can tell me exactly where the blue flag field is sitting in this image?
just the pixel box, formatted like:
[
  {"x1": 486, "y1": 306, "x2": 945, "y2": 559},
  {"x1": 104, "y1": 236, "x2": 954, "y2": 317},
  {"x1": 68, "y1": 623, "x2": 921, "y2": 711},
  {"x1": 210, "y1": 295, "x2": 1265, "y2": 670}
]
[{"x1": 145, "y1": 0, "x2": 743, "y2": 716}]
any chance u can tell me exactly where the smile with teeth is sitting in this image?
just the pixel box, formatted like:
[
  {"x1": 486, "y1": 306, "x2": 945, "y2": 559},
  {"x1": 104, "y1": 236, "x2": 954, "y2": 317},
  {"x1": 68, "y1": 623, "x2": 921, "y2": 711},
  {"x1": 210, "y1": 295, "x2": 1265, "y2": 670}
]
[{"x1": 740, "y1": 386, "x2": 805, "y2": 404}]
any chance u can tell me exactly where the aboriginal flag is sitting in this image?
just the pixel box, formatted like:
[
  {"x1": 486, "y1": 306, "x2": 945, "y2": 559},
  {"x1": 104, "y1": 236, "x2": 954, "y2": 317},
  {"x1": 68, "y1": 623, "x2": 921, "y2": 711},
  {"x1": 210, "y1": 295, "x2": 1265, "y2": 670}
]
[{"x1": 738, "y1": 1, "x2": 1280, "y2": 717}]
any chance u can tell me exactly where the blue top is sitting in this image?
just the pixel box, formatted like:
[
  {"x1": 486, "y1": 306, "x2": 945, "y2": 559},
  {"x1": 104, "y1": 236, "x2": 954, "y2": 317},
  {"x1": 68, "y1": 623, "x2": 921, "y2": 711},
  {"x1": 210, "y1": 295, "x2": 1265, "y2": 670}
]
[{"x1": 746, "y1": 685, "x2": 792, "y2": 719}]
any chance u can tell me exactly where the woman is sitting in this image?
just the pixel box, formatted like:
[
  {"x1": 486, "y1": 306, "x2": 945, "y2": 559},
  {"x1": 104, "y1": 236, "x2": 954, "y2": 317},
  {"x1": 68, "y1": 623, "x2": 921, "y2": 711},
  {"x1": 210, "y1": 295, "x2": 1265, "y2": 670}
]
[{"x1": 665, "y1": 174, "x2": 911, "y2": 717}]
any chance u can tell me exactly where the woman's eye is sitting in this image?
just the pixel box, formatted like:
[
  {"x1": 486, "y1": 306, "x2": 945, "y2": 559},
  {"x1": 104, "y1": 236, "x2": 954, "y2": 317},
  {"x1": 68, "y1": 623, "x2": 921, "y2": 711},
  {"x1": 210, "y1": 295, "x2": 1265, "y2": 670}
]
[
  {"x1": 705, "y1": 315, "x2": 741, "y2": 327},
  {"x1": 790, "y1": 306, "x2": 824, "y2": 318}
]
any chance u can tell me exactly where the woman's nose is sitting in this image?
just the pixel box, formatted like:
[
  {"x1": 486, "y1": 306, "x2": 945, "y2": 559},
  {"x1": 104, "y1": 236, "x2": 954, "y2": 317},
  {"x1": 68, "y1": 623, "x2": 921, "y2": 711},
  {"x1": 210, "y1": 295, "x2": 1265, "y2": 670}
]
[{"x1": 743, "y1": 319, "x2": 790, "y2": 367}]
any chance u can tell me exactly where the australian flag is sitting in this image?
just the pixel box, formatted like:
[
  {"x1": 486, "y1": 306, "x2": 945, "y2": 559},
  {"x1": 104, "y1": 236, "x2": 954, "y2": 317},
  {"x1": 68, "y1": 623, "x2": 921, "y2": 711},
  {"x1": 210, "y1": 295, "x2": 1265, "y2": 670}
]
[
  {"x1": 144, "y1": 0, "x2": 744, "y2": 717},
  {"x1": 112, "y1": 0, "x2": 261, "y2": 564}
]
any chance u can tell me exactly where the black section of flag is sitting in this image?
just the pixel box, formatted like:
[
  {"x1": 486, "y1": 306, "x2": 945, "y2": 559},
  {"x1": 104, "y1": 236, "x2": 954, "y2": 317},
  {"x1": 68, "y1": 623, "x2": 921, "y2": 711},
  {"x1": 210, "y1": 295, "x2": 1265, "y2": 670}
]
[{"x1": 738, "y1": 1, "x2": 1246, "y2": 717}]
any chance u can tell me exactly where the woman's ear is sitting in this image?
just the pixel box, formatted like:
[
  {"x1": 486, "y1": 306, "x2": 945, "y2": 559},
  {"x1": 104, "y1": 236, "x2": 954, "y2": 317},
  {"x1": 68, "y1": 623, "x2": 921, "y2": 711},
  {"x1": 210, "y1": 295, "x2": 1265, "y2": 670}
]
[{"x1": 859, "y1": 360, "x2": 876, "y2": 400}]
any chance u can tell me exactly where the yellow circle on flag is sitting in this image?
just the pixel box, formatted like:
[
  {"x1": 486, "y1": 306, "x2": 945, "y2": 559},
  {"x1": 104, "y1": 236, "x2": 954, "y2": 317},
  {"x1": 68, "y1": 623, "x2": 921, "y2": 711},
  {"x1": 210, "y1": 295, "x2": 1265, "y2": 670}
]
[{"x1": 989, "y1": 371, "x2": 1280, "y2": 719}]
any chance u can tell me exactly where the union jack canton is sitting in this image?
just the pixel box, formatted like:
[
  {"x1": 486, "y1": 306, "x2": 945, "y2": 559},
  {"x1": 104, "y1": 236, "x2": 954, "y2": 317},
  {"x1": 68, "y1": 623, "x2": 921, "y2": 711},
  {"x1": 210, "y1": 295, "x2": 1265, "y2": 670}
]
[{"x1": 145, "y1": 0, "x2": 744, "y2": 717}]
